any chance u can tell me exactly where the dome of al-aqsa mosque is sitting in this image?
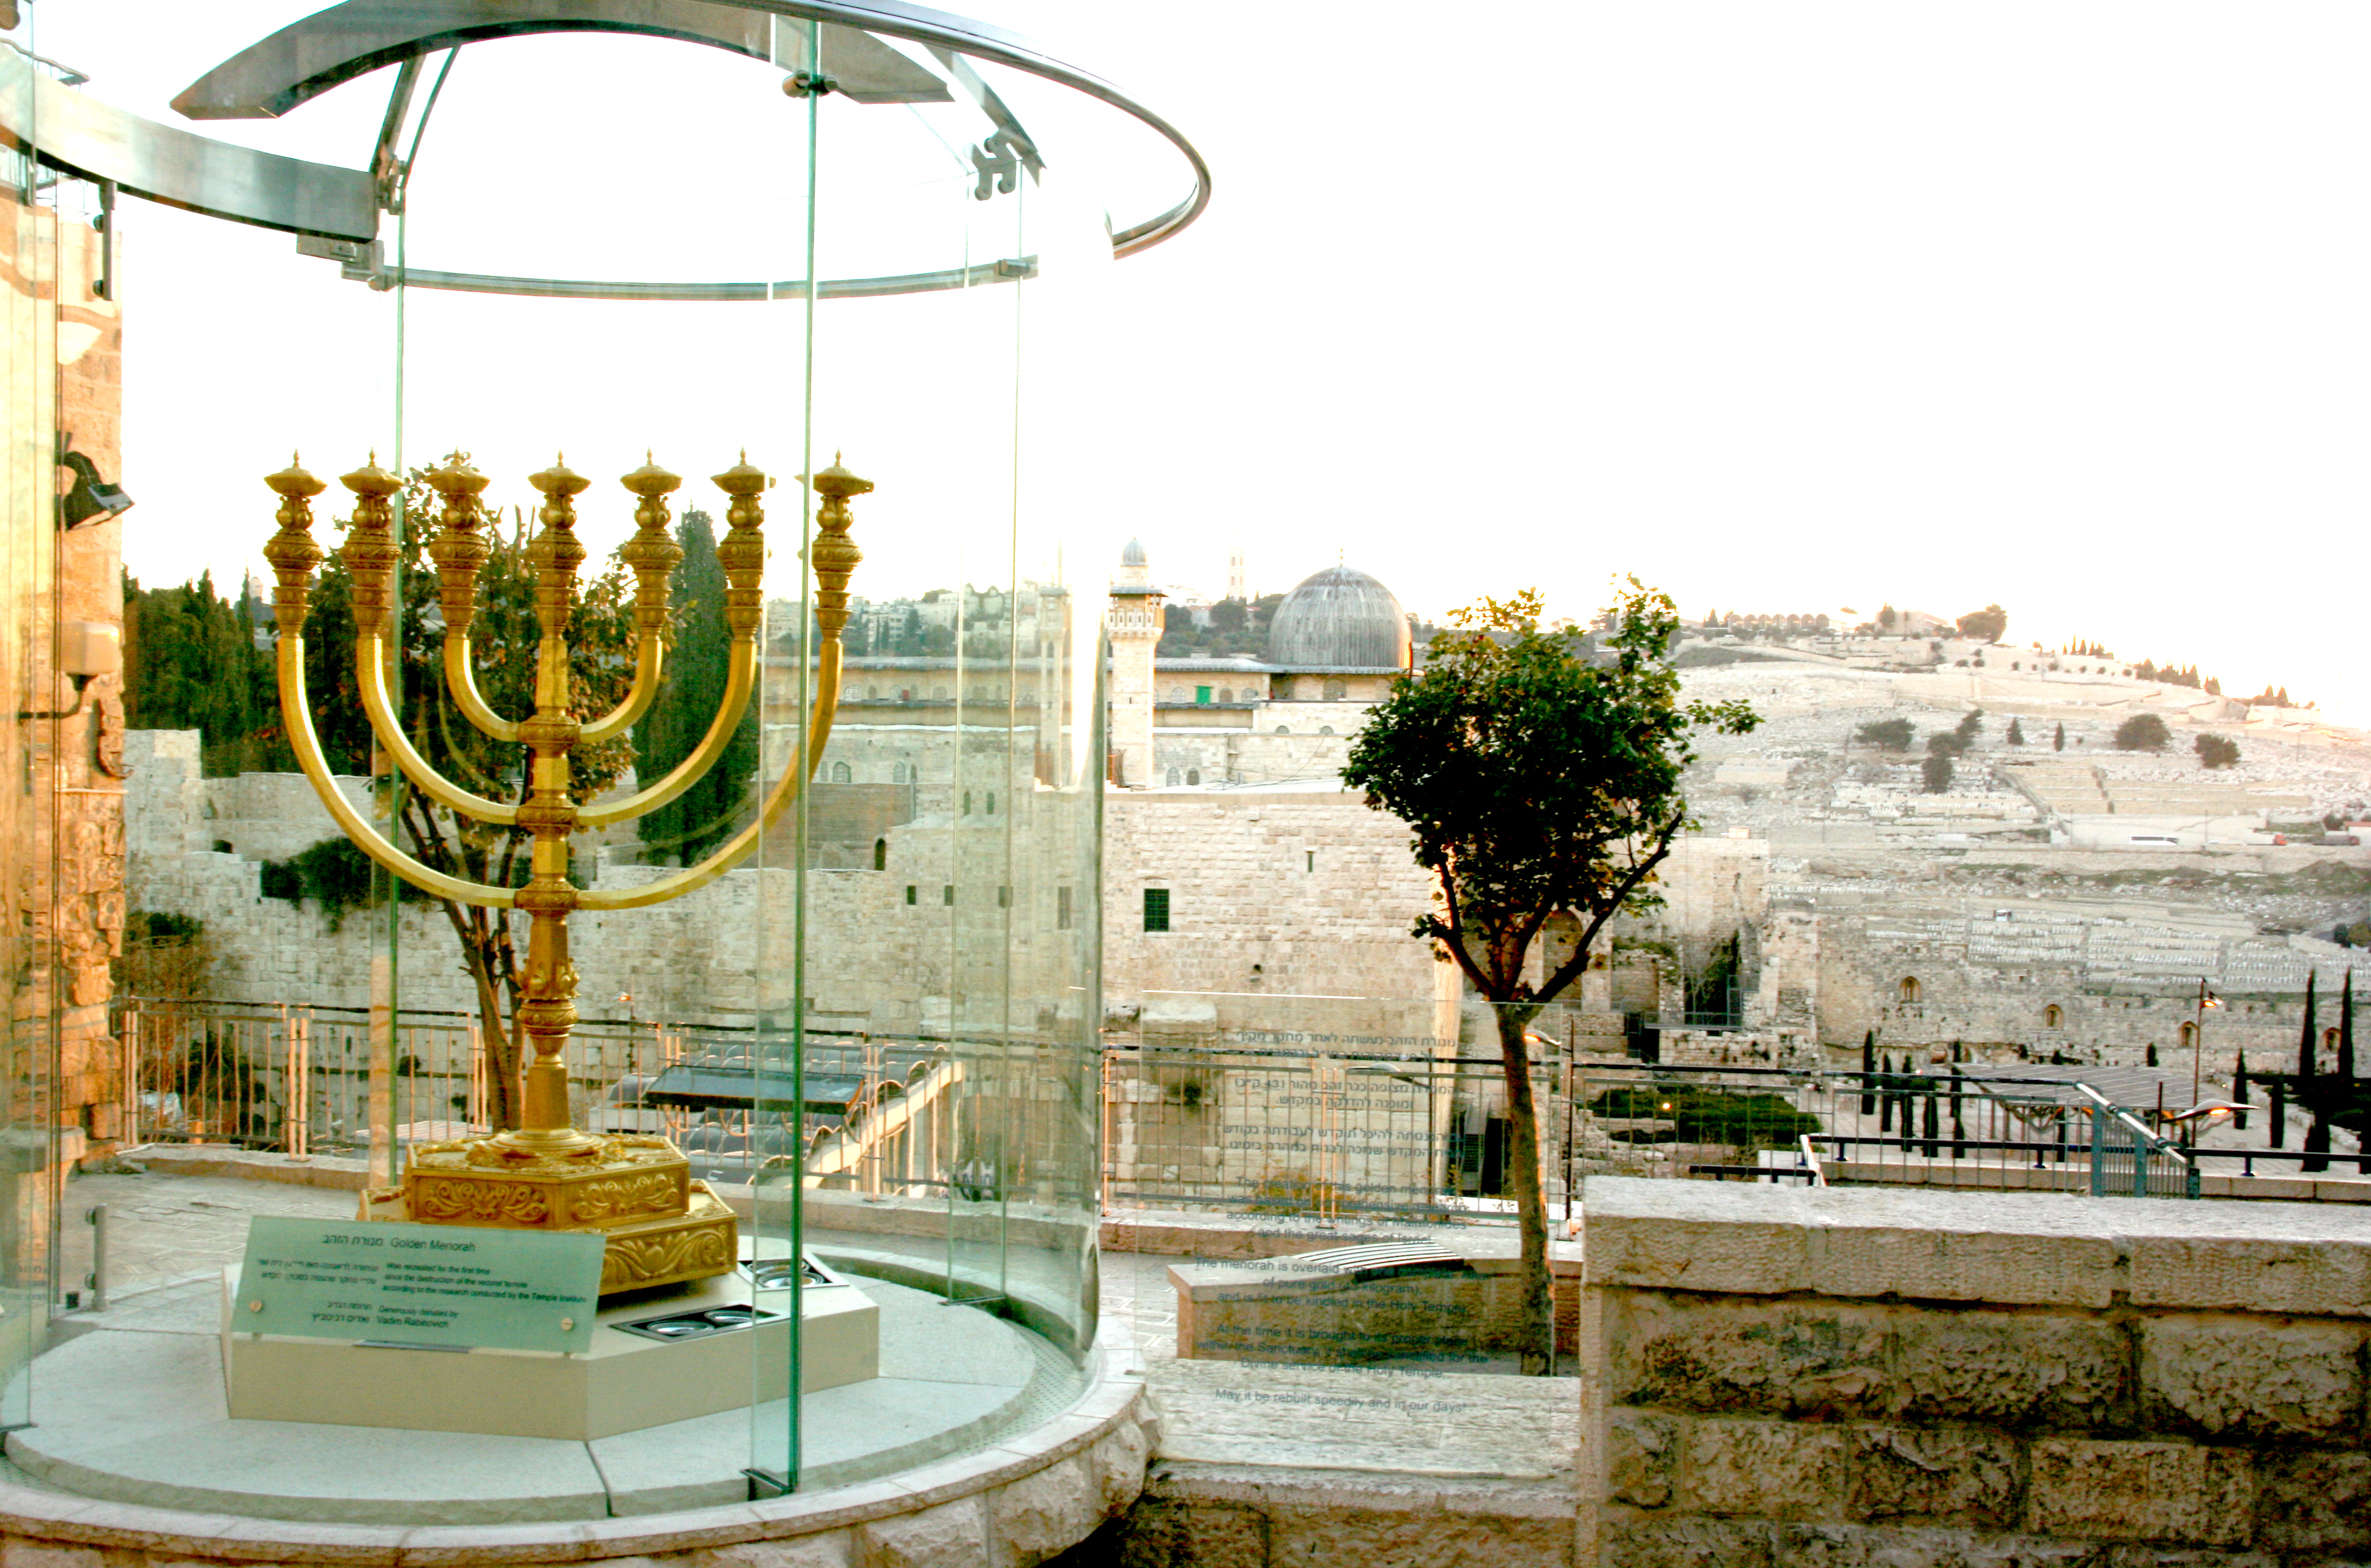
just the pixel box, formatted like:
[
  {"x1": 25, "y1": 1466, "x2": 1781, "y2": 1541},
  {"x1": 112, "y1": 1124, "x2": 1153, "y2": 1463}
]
[{"x1": 1264, "y1": 564, "x2": 1411, "y2": 669}]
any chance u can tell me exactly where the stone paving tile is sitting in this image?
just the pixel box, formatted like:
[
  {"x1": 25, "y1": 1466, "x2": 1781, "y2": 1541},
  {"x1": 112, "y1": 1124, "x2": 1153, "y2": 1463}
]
[{"x1": 59, "y1": 1171, "x2": 358, "y2": 1308}]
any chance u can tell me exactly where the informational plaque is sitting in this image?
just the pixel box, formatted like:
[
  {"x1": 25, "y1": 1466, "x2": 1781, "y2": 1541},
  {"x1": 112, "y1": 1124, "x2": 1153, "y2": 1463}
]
[{"x1": 232, "y1": 1217, "x2": 605, "y2": 1355}]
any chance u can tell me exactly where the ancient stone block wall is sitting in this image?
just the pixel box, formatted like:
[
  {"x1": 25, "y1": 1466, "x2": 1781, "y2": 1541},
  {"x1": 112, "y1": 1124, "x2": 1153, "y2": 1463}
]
[{"x1": 1579, "y1": 1178, "x2": 2371, "y2": 1563}]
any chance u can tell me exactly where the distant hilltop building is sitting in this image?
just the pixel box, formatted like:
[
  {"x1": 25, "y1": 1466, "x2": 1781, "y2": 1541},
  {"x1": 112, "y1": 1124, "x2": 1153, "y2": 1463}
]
[
  {"x1": 1226, "y1": 544, "x2": 1249, "y2": 604},
  {"x1": 1721, "y1": 611, "x2": 1832, "y2": 636}
]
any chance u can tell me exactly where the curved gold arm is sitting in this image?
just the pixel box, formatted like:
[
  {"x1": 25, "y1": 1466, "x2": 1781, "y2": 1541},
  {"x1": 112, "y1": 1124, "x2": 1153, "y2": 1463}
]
[
  {"x1": 581, "y1": 640, "x2": 840, "y2": 910},
  {"x1": 358, "y1": 632, "x2": 521, "y2": 826},
  {"x1": 578, "y1": 631, "x2": 666, "y2": 746},
  {"x1": 577, "y1": 635, "x2": 757, "y2": 830},
  {"x1": 442, "y1": 634, "x2": 523, "y2": 744},
  {"x1": 279, "y1": 637, "x2": 515, "y2": 909}
]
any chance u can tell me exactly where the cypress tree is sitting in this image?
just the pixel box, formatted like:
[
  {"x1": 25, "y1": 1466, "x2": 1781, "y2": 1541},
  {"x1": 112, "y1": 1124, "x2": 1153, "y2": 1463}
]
[
  {"x1": 2233, "y1": 1050, "x2": 2250, "y2": 1132},
  {"x1": 1921, "y1": 1092, "x2": 1940, "y2": 1159},
  {"x1": 634, "y1": 508, "x2": 759, "y2": 867},
  {"x1": 1860, "y1": 1032, "x2": 1876, "y2": 1115},
  {"x1": 2053, "y1": 722, "x2": 2065, "y2": 752},
  {"x1": 1879, "y1": 1054, "x2": 1894, "y2": 1133},
  {"x1": 2269, "y1": 1074, "x2": 2287, "y2": 1147}
]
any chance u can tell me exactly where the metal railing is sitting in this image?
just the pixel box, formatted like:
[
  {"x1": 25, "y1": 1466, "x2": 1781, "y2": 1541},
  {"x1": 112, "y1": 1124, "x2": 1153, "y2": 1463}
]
[{"x1": 109, "y1": 1002, "x2": 2278, "y2": 1214}]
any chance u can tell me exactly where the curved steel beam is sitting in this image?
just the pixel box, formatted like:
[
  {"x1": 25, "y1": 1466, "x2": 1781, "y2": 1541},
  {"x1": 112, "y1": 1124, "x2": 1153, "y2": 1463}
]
[
  {"x1": 177, "y1": 0, "x2": 1209, "y2": 259},
  {"x1": 0, "y1": 63, "x2": 375, "y2": 240},
  {"x1": 173, "y1": 0, "x2": 948, "y2": 117}
]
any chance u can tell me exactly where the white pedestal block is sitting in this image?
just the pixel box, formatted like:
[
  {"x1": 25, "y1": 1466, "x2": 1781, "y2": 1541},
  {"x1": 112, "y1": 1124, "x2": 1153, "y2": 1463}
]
[{"x1": 223, "y1": 1265, "x2": 878, "y2": 1440}]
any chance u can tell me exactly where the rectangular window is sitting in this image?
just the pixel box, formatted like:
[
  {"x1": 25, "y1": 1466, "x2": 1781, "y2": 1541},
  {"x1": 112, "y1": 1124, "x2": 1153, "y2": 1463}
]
[
  {"x1": 1056, "y1": 886, "x2": 1074, "y2": 930},
  {"x1": 1306, "y1": 849, "x2": 1315, "y2": 872},
  {"x1": 997, "y1": 886, "x2": 1011, "y2": 909},
  {"x1": 943, "y1": 885, "x2": 955, "y2": 906},
  {"x1": 905, "y1": 885, "x2": 917, "y2": 905},
  {"x1": 1194, "y1": 686, "x2": 1211, "y2": 705},
  {"x1": 1143, "y1": 888, "x2": 1170, "y2": 933}
]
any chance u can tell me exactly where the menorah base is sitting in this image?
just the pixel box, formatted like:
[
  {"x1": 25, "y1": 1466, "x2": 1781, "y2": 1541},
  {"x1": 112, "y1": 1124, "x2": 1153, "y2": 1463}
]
[{"x1": 363, "y1": 1133, "x2": 741, "y2": 1298}]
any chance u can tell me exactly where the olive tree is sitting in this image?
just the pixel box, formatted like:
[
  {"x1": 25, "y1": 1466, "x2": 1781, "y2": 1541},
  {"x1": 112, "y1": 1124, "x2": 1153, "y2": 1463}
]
[{"x1": 1344, "y1": 581, "x2": 1758, "y2": 1373}]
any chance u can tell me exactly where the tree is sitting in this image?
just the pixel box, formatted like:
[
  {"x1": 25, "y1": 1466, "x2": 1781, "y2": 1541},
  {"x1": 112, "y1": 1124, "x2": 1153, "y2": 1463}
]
[
  {"x1": 2006, "y1": 718, "x2": 2025, "y2": 745},
  {"x1": 1855, "y1": 717, "x2": 1913, "y2": 752},
  {"x1": 2301, "y1": 971, "x2": 2328, "y2": 1174},
  {"x1": 1343, "y1": 581, "x2": 1757, "y2": 1373},
  {"x1": 1921, "y1": 752, "x2": 1954, "y2": 793},
  {"x1": 634, "y1": 508, "x2": 760, "y2": 867},
  {"x1": 1956, "y1": 604, "x2": 2008, "y2": 643},
  {"x1": 2114, "y1": 713, "x2": 2172, "y2": 752},
  {"x1": 122, "y1": 569, "x2": 292, "y2": 775},
  {"x1": 300, "y1": 468, "x2": 643, "y2": 1131},
  {"x1": 2195, "y1": 734, "x2": 2241, "y2": 769},
  {"x1": 1877, "y1": 604, "x2": 1897, "y2": 632},
  {"x1": 1209, "y1": 596, "x2": 1247, "y2": 634},
  {"x1": 2053, "y1": 722, "x2": 2066, "y2": 752}
]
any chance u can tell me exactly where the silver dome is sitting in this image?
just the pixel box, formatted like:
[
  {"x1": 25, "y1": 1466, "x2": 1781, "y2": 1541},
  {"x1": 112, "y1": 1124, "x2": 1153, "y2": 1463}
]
[
  {"x1": 1264, "y1": 565, "x2": 1410, "y2": 669},
  {"x1": 1119, "y1": 537, "x2": 1148, "y2": 567}
]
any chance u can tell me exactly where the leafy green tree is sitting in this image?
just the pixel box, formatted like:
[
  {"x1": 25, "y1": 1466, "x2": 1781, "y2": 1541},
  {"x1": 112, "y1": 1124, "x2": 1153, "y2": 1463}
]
[
  {"x1": 2195, "y1": 734, "x2": 2241, "y2": 769},
  {"x1": 634, "y1": 508, "x2": 759, "y2": 868},
  {"x1": 2114, "y1": 713, "x2": 2172, "y2": 752},
  {"x1": 296, "y1": 470, "x2": 642, "y2": 1130},
  {"x1": 1921, "y1": 752, "x2": 1954, "y2": 793},
  {"x1": 1209, "y1": 596, "x2": 1247, "y2": 634},
  {"x1": 1855, "y1": 717, "x2": 1913, "y2": 751},
  {"x1": 122, "y1": 569, "x2": 291, "y2": 775},
  {"x1": 1955, "y1": 604, "x2": 2008, "y2": 643},
  {"x1": 1344, "y1": 581, "x2": 1758, "y2": 1373}
]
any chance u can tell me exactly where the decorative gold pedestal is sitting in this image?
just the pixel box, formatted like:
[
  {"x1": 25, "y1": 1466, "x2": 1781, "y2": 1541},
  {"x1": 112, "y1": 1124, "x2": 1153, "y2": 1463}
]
[{"x1": 361, "y1": 1134, "x2": 738, "y2": 1296}]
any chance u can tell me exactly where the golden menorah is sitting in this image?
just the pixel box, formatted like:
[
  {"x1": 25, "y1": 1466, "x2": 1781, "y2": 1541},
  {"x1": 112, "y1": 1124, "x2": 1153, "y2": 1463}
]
[{"x1": 261, "y1": 448, "x2": 870, "y2": 1294}]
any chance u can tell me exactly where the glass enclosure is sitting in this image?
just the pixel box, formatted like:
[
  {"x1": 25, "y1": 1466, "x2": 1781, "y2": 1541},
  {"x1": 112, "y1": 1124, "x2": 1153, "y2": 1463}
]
[{"x1": 0, "y1": 1, "x2": 1202, "y2": 1499}]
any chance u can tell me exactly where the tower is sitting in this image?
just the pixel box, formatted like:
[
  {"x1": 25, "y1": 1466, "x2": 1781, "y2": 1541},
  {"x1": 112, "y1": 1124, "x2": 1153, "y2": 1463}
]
[
  {"x1": 1226, "y1": 544, "x2": 1247, "y2": 605},
  {"x1": 1108, "y1": 538, "x2": 1163, "y2": 787}
]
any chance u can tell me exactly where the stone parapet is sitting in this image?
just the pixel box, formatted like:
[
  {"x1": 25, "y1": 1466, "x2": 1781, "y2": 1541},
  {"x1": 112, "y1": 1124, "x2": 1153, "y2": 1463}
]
[{"x1": 1579, "y1": 1177, "x2": 2371, "y2": 1561}]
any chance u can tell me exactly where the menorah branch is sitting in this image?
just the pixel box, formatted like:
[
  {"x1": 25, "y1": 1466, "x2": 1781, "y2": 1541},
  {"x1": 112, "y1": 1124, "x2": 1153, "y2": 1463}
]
[
  {"x1": 358, "y1": 631, "x2": 522, "y2": 824},
  {"x1": 577, "y1": 640, "x2": 758, "y2": 830},
  {"x1": 441, "y1": 634, "x2": 523, "y2": 743}
]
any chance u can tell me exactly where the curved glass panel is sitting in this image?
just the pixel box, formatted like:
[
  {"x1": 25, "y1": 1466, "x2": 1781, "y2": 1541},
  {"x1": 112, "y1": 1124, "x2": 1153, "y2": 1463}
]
[{"x1": 18, "y1": 2, "x2": 1172, "y2": 1508}]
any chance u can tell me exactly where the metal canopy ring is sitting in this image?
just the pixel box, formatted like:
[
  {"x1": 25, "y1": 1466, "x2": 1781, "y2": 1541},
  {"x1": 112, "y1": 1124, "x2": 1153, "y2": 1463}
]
[{"x1": 174, "y1": 0, "x2": 1211, "y2": 300}]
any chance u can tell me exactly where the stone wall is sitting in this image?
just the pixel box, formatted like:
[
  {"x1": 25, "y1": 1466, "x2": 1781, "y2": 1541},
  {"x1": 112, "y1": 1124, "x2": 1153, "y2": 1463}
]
[{"x1": 1578, "y1": 1178, "x2": 2371, "y2": 1563}]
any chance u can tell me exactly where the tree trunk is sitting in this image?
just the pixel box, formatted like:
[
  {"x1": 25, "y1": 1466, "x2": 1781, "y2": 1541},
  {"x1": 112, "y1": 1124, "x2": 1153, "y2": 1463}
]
[{"x1": 1492, "y1": 1002, "x2": 1554, "y2": 1375}]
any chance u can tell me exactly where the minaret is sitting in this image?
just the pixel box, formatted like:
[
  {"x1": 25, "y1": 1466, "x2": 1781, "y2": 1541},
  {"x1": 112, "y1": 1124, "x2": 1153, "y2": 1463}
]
[
  {"x1": 1226, "y1": 544, "x2": 1247, "y2": 605},
  {"x1": 1108, "y1": 538, "x2": 1163, "y2": 788}
]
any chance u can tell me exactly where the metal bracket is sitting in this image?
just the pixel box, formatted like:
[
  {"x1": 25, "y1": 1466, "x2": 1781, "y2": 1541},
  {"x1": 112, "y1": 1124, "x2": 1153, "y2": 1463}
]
[
  {"x1": 743, "y1": 1466, "x2": 793, "y2": 1500},
  {"x1": 783, "y1": 71, "x2": 836, "y2": 98},
  {"x1": 296, "y1": 233, "x2": 383, "y2": 283},
  {"x1": 969, "y1": 130, "x2": 1028, "y2": 201}
]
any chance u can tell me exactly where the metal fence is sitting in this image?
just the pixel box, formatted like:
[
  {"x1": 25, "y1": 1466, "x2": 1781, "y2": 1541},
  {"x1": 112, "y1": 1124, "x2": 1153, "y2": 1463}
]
[{"x1": 113, "y1": 1001, "x2": 2299, "y2": 1214}]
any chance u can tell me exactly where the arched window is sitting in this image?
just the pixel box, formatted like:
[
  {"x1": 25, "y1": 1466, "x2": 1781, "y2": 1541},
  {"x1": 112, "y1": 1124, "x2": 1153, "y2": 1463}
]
[
  {"x1": 865, "y1": 685, "x2": 878, "y2": 700},
  {"x1": 1186, "y1": 768, "x2": 1200, "y2": 785},
  {"x1": 1318, "y1": 726, "x2": 1335, "y2": 736},
  {"x1": 1275, "y1": 726, "x2": 1290, "y2": 735},
  {"x1": 1324, "y1": 678, "x2": 1348, "y2": 701},
  {"x1": 1899, "y1": 977, "x2": 1921, "y2": 1004},
  {"x1": 985, "y1": 792, "x2": 996, "y2": 815},
  {"x1": 1167, "y1": 769, "x2": 1182, "y2": 786},
  {"x1": 831, "y1": 762, "x2": 852, "y2": 783},
  {"x1": 2044, "y1": 1004, "x2": 2063, "y2": 1029},
  {"x1": 892, "y1": 763, "x2": 909, "y2": 783},
  {"x1": 2326, "y1": 1026, "x2": 2343, "y2": 1051},
  {"x1": 933, "y1": 686, "x2": 949, "y2": 701},
  {"x1": 873, "y1": 838, "x2": 888, "y2": 871},
  {"x1": 2179, "y1": 1021, "x2": 2197, "y2": 1049},
  {"x1": 1218, "y1": 687, "x2": 1233, "y2": 703}
]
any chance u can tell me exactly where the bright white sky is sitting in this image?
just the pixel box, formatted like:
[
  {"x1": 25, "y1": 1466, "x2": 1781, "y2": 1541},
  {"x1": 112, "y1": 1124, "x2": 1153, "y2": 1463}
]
[{"x1": 35, "y1": 3, "x2": 2371, "y2": 719}]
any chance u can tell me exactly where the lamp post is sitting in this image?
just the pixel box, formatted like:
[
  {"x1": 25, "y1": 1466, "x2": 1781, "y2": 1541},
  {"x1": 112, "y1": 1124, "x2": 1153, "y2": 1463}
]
[{"x1": 2191, "y1": 976, "x2": 2224, "y2": 1117}]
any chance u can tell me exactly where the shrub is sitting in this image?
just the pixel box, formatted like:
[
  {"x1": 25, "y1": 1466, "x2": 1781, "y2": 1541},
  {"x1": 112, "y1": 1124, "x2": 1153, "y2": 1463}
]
[
  {"x1": 1921, "y1": 753, "x2": 1954, "y2": 793},
  {"x1": 2195, "y1": 734, "x2": 2241, "y2": 769},
  {"x1": 1855, "y1": 717, "x2": 1914, "y2": 752},
  {"x1": 2114, "y1": 713, "x2": 2172, "y2": 752}
]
